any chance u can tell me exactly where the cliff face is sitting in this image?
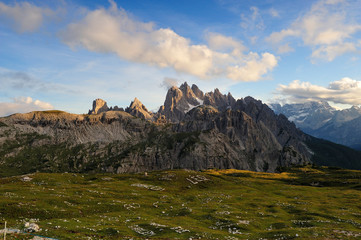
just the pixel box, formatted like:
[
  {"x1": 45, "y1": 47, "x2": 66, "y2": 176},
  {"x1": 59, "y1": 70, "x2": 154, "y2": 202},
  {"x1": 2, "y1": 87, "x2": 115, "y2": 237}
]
[
  {"x1": 125, "y1": 98, "x2": 153, "y2": 120},
  {"x1": 0, "y1": 83, "x2": 316, "y2": 176},
  {"x1": 88, "y1": 99, "x2": 109, "y2": 114},
  {"x1": 157, "y1": 82, "x2": 204, "y2": 122}
]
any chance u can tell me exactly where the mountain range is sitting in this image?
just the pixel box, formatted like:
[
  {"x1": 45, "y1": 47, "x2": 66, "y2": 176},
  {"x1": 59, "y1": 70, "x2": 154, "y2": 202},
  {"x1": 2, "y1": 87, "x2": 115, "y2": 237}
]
[
  {"x1": 1, "y1": 82, "x2": 360, "y2": 177},
  {"x1": 271, "y1": 101, "x2": 361, "y2": 150}
]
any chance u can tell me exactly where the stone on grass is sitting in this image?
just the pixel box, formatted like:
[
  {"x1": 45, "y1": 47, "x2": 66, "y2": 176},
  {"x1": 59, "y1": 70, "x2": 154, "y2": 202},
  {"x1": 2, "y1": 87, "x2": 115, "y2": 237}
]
[{"x1": 24, "y1": 222, "x2": 40, "y2": 232}]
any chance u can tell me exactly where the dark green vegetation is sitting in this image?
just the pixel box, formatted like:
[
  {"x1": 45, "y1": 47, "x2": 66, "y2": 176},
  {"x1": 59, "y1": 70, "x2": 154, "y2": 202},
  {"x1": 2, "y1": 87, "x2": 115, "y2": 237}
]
[
  {"x1": 0, "y1": 128, "x2": 205, "y2": 177},
  {"x1": 307, "y1": 136, "x2": 361, "y2": 170},
  {"x1": 2, "y1": 129, "x2": 361, "y2": 180},
  {"x1": 1, "y1": 166, "x2": 360, "y2": 239}
]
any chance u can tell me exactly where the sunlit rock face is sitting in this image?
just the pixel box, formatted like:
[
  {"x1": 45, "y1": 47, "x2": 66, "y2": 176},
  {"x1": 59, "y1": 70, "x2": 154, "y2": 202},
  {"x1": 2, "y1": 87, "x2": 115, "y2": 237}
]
[
  {"x1": 125, "y1": 97, "x2": 153, "y2": 120},
  {"x1": 88, "y1": 98, "x2": 109, "y2": 115},
  {"x1": 157, "y1": 82, "x2": 237, "y2": 123},
  {"x1": 0, "y1": 82, "x2": 321, "y2": 175}
]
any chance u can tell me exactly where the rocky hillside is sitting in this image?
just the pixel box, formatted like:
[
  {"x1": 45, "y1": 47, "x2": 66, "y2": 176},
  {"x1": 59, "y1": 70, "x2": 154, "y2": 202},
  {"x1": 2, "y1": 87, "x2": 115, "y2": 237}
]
[
  {"x1": 271, "y1": 101, "x2": 361, "y2": 150},
  {"x1": 1, "y1": 83, "x2": 360, "y2": 177}
]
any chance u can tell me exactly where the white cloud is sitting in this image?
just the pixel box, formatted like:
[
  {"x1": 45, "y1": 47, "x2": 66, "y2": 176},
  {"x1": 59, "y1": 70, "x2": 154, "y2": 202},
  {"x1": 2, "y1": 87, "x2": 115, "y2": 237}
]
[
  {"x1": 60, "y1": 3, "x2": 212, "y2": 78},
  {"x1": 277, "y1": 77, "x2": 361, "y2": 105},
  {"x1": 60, "y1": 1, "x2": 277, "y2": 82},
  {"x1": 207, "y1": 32, "x2": 246, "y2": 56},
  {"x1": 277, "y1": 43, "x2": 294, "y2": 54},
  {"x1": 240, "y1": 6, "x2": 265, "y2": 31},
  {"x1": 227, "y1": 53, "x2": 278, "y2": 81},
  {"x1": 269, "y1": 8, "x2": 280, "y2": 18},
  {"x1": 328, "y1": 77, "x2": 361, "y2": 90},
  {"x1": 0, "y1": 97, "x2": 54, "y2": 117},
  {"x1": 311, "y1": 42, "x2": 357, "y2": 61},
  {"x1": 267, "y1": 29, "x2": 299, "y2": 44},
  {"x1": 0, "y1": 1, "x2": 54, "y2": 33},
  {"x1": 160, "y1": 77, "x2": 178, "y2": 90},
  {"x1": 266, "y1": 0, "x2": 361, "y2": 61}
]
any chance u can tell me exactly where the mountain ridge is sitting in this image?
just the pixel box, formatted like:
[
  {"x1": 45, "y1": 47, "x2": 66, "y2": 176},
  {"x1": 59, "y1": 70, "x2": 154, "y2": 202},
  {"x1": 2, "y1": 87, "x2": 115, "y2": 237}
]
[
  {"x1": 270, "y1": 101, "x2": 361, "y2": 150},
  {"x1": 1, "y1": 82, "x2": 360, "y2": 177}
]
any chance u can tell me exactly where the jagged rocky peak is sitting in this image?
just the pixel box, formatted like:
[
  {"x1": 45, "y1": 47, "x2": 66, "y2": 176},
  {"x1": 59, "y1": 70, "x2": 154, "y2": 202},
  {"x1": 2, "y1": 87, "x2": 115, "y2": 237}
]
[
  {"x1": 164, "y1": 86, "x2": 183, "y2": 110},
  {"x1": 191, "y1": 84, "x2": 204, "y2": 99},
  {"x1": 129, "y1": 97, "x2": 146, "y2": 110},
  {"x1": 89, "y1": 98, "x2": 109, "y2": 115},
  {"x1": 158, "y1": 82, "x2": 205, "y2": 122},
  {"x1": 5, "y1": 81, "x2": 360, "y2": 175},
  {"x1": 126, "y1": 97, "x2": 153, "y2": 120},
  {"x1": 179, "y1": 82, "x2": 201, "y2": 105},
  {"x1": 158, "y1": 82, "x2": 239, "y2": 122},
  {"x1": 203, "y1": 88, "x2": 236, "y2": 111}
]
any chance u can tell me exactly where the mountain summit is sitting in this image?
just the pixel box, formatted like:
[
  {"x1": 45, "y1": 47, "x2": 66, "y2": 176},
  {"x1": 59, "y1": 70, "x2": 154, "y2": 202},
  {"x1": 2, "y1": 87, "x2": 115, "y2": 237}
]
[
  {"x1": 1, "y1": 82, "x2": 360, "y2": 177},
  {"x1": 158, "y1": 82, "x2": 205, "y2": 122},
  {"x1": 88, "y1": 98, "x2": 109, "y2": 114},
  {"x1": 125, "y1": 97, "x2": 153, "y2": 120},
  {"x1": 157, "y1": 82, "x2": 237, "y2": 122},
  {"x1": 271, "y1": 101, "x2": 361, "y2": 150}
]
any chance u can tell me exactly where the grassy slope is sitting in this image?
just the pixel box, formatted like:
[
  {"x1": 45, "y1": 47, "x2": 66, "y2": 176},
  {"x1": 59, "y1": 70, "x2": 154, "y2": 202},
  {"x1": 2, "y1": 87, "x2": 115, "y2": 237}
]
[
  {"x1": 307, "y1": 137, "x2": 361, "y2": 170},
  {"x1": 0, "y1": 166, "x2": 360, "y2": 239}
]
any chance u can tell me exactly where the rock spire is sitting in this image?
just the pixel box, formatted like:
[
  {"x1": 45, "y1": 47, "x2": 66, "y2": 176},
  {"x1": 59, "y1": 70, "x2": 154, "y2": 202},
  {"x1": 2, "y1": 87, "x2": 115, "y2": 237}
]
[{"x1": 88, "y1": 98, "x2": 109, "y2": 115}]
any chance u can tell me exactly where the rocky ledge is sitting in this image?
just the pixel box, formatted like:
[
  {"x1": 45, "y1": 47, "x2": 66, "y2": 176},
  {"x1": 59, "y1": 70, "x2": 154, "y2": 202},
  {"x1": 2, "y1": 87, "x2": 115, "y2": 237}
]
[{"x1": 1, "y1": 82, "x2": 360, "y2": 176}]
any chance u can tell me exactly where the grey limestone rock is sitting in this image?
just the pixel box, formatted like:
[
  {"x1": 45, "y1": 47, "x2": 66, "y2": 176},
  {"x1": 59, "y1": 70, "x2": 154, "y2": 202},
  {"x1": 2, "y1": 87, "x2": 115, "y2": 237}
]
[
  {"x1": 0, "y1": 82, "x2": 324, "y2": 175},
  {"x1": 125, "y1": 97, "x2": 153, "y2": 120},
  {"x1": 88, "y1": 98, "x2": 109, "y2": 115}
]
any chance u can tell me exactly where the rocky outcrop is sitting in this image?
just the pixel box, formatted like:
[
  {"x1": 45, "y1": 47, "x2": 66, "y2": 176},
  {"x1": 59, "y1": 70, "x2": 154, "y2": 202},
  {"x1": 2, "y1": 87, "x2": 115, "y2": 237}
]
[
  {"x1": 158, "y1": 82, "x2": 204, "y2": 122},
  {"x1": 203, "y1": 89, "x2": 236, "y2": 111},
  {"x1": 158, "y1": 82, "x2": 237, "y2": 122},
  {"x1": 191, "y1": 84, "x2": 204, "y2": 99},
  {"x1": 88, "y1": 98, "x2": 109, "y2": 114},
  {"x1": 2, "y1": 82, "x2": 360, "y2": 176},
  {"x1": 125, "y1": 98, "x2": 153, "y2": 120}
]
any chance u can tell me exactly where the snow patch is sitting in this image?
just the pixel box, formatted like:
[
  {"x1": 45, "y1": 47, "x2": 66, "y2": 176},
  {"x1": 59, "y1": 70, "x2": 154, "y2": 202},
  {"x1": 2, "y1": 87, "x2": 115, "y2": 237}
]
[
  {"x1": 322, "y1": 118, "x2": 332, "y2": 123},
  {"x1": 288, "y1": 112, "x2": 309, "y2": 122},
  {"x1": 197, "y1": 98, "x2": 204, "y2": 105},
  {"x1": 184, "y1": 97, "x2": 204, "y2": 113}
]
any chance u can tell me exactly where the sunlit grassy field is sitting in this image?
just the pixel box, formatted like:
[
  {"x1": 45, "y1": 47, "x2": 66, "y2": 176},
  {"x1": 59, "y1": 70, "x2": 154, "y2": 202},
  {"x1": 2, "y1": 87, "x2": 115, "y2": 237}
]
[{"x1": 0, "y1": 165, "x2": 360, "y2": 239}]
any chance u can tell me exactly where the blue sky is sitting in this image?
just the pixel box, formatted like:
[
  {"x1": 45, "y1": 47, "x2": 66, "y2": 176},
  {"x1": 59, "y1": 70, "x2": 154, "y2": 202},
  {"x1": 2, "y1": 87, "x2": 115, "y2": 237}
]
[{"x1": 1, "y1": 0, "x2": 361, "y2": 116}]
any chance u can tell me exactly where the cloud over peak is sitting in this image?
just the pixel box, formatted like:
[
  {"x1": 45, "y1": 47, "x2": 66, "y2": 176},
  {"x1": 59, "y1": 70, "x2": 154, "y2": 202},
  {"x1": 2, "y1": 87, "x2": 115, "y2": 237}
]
[
  {"x1": 60, "y1": 1, "x2": 277, "y2": 82},
  {"x1": 277, "y1": 77, "x2": 361, "y2": 105}
]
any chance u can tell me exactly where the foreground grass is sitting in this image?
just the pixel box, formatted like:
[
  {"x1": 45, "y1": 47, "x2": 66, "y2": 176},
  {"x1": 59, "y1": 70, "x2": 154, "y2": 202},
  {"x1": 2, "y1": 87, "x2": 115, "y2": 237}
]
[{"x1": 0, "y1": 166, "x2": 360, "y2": 239}]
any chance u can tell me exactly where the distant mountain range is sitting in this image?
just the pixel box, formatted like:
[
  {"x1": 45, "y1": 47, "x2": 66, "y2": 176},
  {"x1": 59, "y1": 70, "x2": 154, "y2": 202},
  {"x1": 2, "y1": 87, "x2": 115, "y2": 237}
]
[
  {"x1": 1, "y1": 82, "x2": 361, "y2": 177},
  {"x1": 270, "y1": 101, "x2": 361, "y2": 150}
]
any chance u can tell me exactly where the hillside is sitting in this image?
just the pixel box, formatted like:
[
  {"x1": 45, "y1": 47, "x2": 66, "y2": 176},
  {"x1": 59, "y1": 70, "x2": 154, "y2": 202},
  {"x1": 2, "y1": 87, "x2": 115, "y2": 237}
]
[
  {"x1": 306, "y1": 137, "x2": 361, "y2": 170},
  {"x1": 0, "y1": 82, "x2": 360, "y2": 177},
  {"x1": 0, "y1": 83, "x2": 313, "y2": 176},
  {"x1": 0, "y1": 166, "x2": 360, "y2": 239}
]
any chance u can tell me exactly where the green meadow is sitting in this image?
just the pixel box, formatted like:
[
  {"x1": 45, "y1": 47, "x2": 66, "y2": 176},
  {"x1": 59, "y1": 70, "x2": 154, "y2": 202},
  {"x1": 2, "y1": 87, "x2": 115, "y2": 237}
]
[{"x1": 0, "y1": 165, "x2": 360, "y2": 239}]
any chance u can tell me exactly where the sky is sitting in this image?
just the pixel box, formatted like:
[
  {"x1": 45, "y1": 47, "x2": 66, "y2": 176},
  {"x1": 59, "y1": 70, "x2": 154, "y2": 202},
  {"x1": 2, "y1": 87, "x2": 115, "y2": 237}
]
[{"x1": 1, "y1": 0, "x2": 361, "y2": 116}]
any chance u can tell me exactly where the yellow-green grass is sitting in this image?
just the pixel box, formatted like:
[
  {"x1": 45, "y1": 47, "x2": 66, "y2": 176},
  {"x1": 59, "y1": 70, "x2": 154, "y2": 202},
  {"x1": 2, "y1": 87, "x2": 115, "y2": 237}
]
[{"x1": 0, "y1": 165, "x2": 360, "y2": 239}]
